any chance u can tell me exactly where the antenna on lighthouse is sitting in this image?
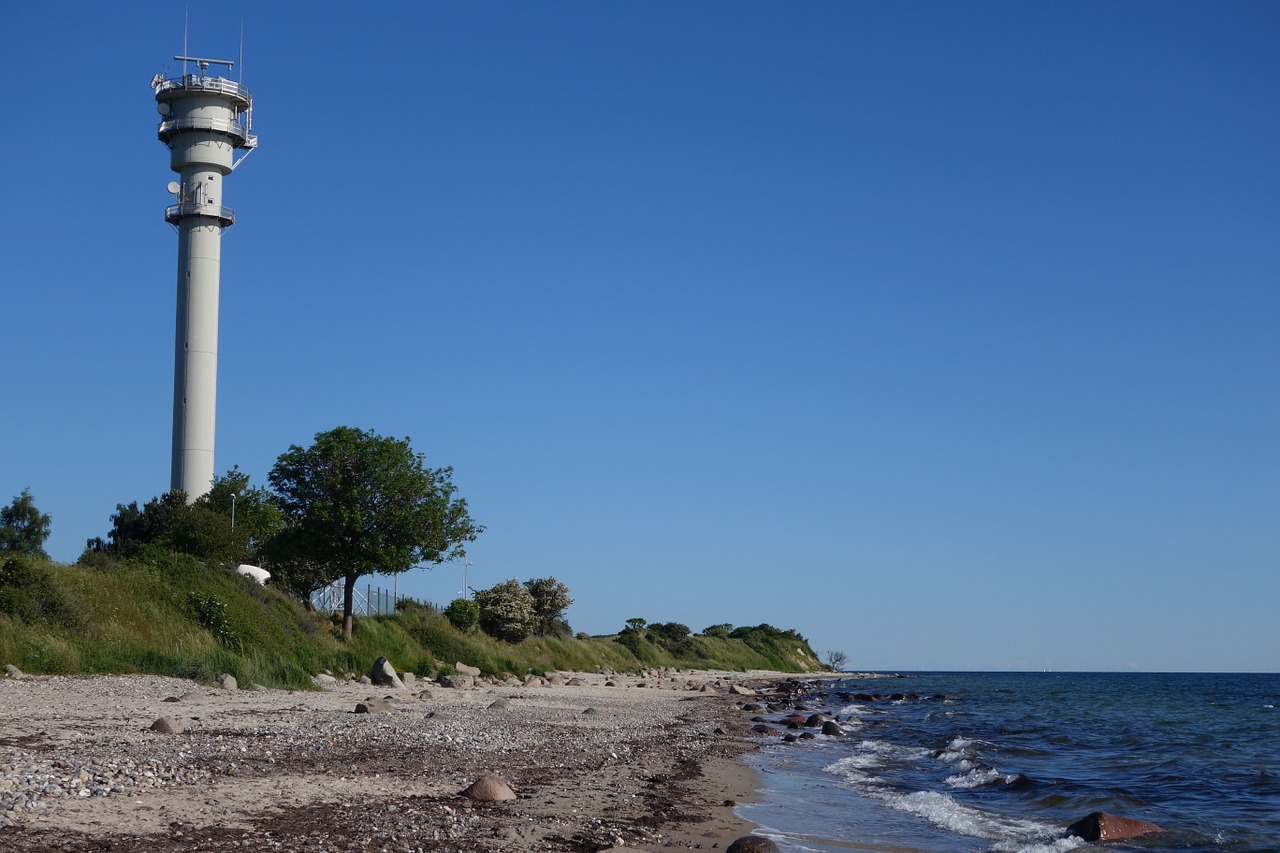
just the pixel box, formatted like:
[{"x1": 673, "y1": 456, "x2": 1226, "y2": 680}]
[{"x1": 154, "y1": 43, "x2": 258, "y2": 502}]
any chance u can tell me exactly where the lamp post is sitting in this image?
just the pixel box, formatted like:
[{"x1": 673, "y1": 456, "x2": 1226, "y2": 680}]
[{"x1": 230, "y1": 492, "x2": 237, "y2": 528}]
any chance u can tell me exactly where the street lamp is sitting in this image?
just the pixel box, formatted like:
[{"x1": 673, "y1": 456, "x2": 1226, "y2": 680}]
[{"x1": 230, "y1": 493, "x2": 237, "y2": 528}]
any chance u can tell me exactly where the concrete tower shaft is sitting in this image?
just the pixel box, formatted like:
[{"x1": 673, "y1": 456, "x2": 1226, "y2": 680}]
[{"x1": 154, "y1": 60, "x2": 256, "y2": 501}]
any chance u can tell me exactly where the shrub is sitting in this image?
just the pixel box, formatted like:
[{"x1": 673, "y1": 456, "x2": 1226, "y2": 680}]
[
  {"x1": 0, "y1": 556, "x2": 75, "y2": 626},
  {"x1": 474, "y1": 579, "x2": 536, "y2": 643},
  {"x1": 189, "y1": 593, "x2": 242, "y2": 651},
  {"x1": 444, "y1": 598, "x2": 479, "y2": 632},
  {"x1": 524, "y1": 577, "x2": 573, "y2": 637}
]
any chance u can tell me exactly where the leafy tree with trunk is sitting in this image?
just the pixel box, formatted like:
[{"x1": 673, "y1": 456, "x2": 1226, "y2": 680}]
[
  {"x1": 0, "y1": 489, "x2": 52, "y2": 558},
  {"x1": 267, "y1": 426, "x2": 482, "y2": 638},
  {"x1": 524, "y1": 576, "x2": 573, "y2": 637}
]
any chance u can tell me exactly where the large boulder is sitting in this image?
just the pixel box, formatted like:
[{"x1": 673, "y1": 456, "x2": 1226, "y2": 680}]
[
  {"x1": 218, "y1": 673, "x2": 238, "y2": 691},
  {"x1": 370, "y1": 656, "x2": 404, "y2": 688},
  {"x1": 460, "y1": 774, "x2": 517, "y2": 802},
  {"x1": 1067, "y1": 812, "x2": 1163, "y2": 842},
  {"x1": 440, "y1": 674, "x2": 475, "y2": 689},
  {"x1": 455, "y1": 662, "x2": 482, "y2": 678}
]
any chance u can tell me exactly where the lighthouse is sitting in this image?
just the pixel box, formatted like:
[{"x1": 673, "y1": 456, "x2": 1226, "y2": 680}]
[{"x1": 153, "y1": 56, "x2": 257, "y2": 501}]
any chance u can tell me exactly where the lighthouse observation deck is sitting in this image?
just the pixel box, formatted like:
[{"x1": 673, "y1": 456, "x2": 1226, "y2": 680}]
[{"x1": 155, "y1": 73, "x2": 257, "y2": 150}]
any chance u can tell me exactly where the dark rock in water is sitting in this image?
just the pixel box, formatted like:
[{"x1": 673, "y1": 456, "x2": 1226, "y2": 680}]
[
  {"x1": 780, "y1": 714, "x2": 807, "y2": 727},
  {"x1": 1068, "y1": 812, "x2": 1163, "y2": 842},
  {"x1": 854, "y1": 692, "x2": 875, "y2": 702},
  {"x1": 726, "y1": 835, "x2": 780, "y2": 853},
  {"x1": 804, "y1": 713, "x2": 827, "y2": 727},
  {"x1": 741, "y1": 703, "x2": 765, "y2": 712},
  {"x1": 799, "y1": 732, "x2": 816, "y2": 740},
  {"x1": 751, "y1": 724, "x2": 781, "y2": 735},
  {"x1": 821, "y1": 720, "x2": 844, "y2": 736},
  {"x1": 461, "y1": 773, "x2": 517, "y2": 802},
  {"x1": 782, "y1": 734, "x2": 799, "y2": 742}
]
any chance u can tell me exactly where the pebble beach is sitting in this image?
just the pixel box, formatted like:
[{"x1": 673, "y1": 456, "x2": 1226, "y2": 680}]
[{"x1": 0, "y1": 668, "x2": 796, "y2": 851}]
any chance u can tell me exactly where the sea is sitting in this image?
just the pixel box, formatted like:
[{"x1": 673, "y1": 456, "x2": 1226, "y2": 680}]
[{"x1": 737, "y1": 672, "x2": 1279, "y2": 853}]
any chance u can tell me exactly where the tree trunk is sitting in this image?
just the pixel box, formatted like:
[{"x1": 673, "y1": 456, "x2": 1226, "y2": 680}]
[{"x1": 342, "y1": 573, "x2": 356, "y2": 639}]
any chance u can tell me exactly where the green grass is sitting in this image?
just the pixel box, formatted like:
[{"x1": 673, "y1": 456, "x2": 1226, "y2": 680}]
[{"x1": 0, "y1": 554, "x2": 821, "y2": 687}]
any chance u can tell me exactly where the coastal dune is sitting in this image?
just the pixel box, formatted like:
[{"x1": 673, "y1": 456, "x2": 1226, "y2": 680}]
[{"x1": 0, "y1": 669, "x2": 792, "y2": 851}]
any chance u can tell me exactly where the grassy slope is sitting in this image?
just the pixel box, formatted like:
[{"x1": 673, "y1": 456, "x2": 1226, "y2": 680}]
[{"x1": 0, "y1": 554, "x2": 822, "y2": 688}]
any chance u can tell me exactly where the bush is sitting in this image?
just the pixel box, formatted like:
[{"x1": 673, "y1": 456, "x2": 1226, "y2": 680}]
[
  {"x1": 524, "y1": 577, "x2": 573, "y2": 637},
  {"x1": 0, "y1": 556, "x2": 76, "y2": 626},
  {"x1": 474, "y1": 579, "x2": 536, "y2": 643},
  {"x1": 444, "y1": 598, "x2": 479, "y2": 632}
]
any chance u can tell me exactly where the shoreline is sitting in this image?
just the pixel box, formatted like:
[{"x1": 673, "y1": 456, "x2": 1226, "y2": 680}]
[{"x1": 0, "y1": 669, "x2": 805, "y2": 851}]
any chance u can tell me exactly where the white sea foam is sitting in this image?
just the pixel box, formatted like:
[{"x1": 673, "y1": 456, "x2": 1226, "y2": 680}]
[
  {"x1": 945, "y1": 766, "x2": 1012, "y2": 788},
  {"x1": 882, "y1": 790, "x2": 1065, "y2": 847}
]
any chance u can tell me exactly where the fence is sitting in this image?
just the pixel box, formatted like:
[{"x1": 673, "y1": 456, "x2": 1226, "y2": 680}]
[{"x1": 309, "y1": 580, "x2": 440, "y2": 617}]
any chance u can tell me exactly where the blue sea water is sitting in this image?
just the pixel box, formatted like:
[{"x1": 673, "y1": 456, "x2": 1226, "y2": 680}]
[{"x1": 738, "y1": 672, "x2": 1279, "y2": 853}]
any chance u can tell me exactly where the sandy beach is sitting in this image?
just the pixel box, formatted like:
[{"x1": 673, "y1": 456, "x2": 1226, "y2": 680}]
[{"x1": 0, "y1": 668, "x2": 802, "y2": 851}]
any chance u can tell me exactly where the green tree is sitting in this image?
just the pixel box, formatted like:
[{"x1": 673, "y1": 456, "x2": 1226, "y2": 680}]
[
  {"x1": 474, "y1": 579, "x2": 536, "y2": 643},
  {"x1": 267, "y1": 426, "x2": 482, "y2": 638},
  {"x1": 0, "y1": 489, "x2": 52, "y2": 558},
  {"x1": 524, "y1": 576, "x2": 573, "y2": 637},
  {"x1": 195, "y1": 466, "x2": 284, "y2": 564}
]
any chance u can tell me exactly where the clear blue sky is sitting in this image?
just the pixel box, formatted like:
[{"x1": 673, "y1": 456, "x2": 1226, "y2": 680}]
[{"x1": 2, "y1": 2, "x2": 1276, "y2": 672}]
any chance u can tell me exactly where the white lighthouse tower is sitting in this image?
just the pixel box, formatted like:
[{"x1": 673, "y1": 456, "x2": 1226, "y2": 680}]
[{"x1": 153, "y1": 56, "x2": 257, "y2": 501}]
